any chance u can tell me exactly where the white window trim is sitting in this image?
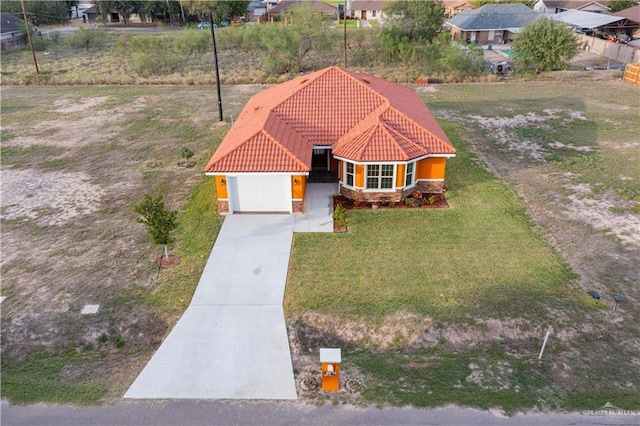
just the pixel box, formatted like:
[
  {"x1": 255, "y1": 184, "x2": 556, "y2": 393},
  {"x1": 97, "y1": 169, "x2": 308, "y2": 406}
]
[
  {"x1": 364, "y1": 164, "x2": 396, "y2": 191},
  {"x1": 343, "y1": 161, "x2": 356, "y2": 188},
  {"x1": 405, "y1": 161, "x2": 416, "y2": 188}
]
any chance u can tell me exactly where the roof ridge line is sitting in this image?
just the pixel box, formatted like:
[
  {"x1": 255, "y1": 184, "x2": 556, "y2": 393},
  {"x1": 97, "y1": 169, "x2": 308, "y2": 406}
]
[
  {"x1": 380, "y1": 120, "x2": 428, "y2": 158},
  {"x1": 377, "y1": 121, "x2": 411, "y2": 161},
  {"x1": 338, "y1": 67, "x2": 391, "y2": 107},
  {"x1": 261, "y1": 128, "x2": 309, "y2": 171},
  {"x1": 384, "y1": 106, "x2": 452, "y2": 148},
  {"x1": 270, "y1": 67, "x2": 333, "y2": 114}
]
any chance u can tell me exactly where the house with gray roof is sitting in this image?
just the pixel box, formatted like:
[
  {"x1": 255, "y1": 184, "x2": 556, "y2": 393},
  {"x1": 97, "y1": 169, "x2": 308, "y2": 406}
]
[
  {"x1": 0, "y1": 13, "x2": 26, "y2": 50},
  {"x1": 445, "y1": 3, "x2": 540, "y2": 45}
]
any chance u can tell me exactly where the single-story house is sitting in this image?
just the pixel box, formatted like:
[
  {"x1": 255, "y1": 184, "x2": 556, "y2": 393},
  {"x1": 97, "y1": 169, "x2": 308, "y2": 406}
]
[
  {"x1": 445, "y1": 3, "x2": 540, "y2": 45},
  {"x1": 442, "y1": 0, "x2": 473, "y2": 18},
  {"x1": 205, "y1": 66, "x2": 456, "y2": 214},
  {"x1": 613, "y1": 5, "x2": 640, "y2": 38},
  {"x1": 0, "y1": 13, "x2": 26, "y2": 50},
  {"x1": 349, "y1": 0, "x2": 389, "y2": 21},
  {"x1": 532, "y1": 0, "x2": 611, "y2": 15}
]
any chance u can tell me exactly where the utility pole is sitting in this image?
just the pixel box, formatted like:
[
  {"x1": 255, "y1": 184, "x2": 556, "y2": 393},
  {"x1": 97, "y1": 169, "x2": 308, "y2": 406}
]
[
  {"x1": 343, "y1": 0, "x2": 347, "y2": 69},
  {"x1": 20, "y1": 0, "x2": 39, "y2": 74},
  {"x1": 209, "y1": 12, "x2": 223, "y2": 122}
]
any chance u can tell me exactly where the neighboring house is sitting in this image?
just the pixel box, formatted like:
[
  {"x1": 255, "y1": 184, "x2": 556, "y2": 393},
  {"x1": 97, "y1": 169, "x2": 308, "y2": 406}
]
[
  {"x1": 532, "y1": 0, "x2": 611, "y2": 15},
  {"x1": 349, "y1": 0, "x2": 389, "y2": 21},
  {"x1": 442, "y1": 0, "x2": 473, "y2": 18},
  {"x1": 445, "y1": 3, "x2": 540, "y2": 44},
  {"x1": 613, "y1": 5, "x2": 640, "y2": 37},
  {"x1": 82, "y1": 7, "x2": 99, "y2": 23},
  {"x1": 205, "y1": 66, "x2": 456, "y2": 214},
  {"x1": 0, "y1": 13, "x2": 26, "y2": 50},
  {"x1": 246, "y1": 1, "x2": 267, "y2": 21}
]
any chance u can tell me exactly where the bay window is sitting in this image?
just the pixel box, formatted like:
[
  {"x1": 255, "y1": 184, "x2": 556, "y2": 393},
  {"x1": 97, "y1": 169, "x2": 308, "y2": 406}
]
[{"x1": 366, "y1": 164, "x2": 394, "y2": 189}]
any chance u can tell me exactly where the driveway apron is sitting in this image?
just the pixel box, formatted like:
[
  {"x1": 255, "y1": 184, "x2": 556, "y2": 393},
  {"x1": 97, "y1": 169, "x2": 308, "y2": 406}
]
[{"x1": 125, "y1": 215, "x2": 297, "y2": 400}]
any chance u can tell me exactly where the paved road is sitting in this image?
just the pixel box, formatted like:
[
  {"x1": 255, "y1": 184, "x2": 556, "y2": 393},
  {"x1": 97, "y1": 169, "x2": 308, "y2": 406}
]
[{"x1": 3, "y1": 400, "x2": 639, "y2": 426}]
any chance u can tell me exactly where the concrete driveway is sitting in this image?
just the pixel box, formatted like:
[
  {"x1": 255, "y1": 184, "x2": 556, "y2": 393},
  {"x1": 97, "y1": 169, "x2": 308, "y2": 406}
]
[{"x1": 125, "y1": 215, "x2": 297, "y2": 400}]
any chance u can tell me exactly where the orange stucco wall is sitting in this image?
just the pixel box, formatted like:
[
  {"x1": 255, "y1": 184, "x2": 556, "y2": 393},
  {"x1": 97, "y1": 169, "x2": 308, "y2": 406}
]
[
  {"x1": 355, "y1": 164, "x2": 365, "y2": 187},
  {"x1": 416, "y1": 157, "x2": 446, "y2": 180},
  {"x1": 396, "y1": 163, "x2": 405, "y2": 188},
  {"x1": 338, "y1": 160, "x2": 344, "y2": 181},
  {"x1": 330, "y1": 157, "x2": 339, "y2": 172},
  {"x1": 291, "y1": 175, "x2": 306, "y2": 200},
  {"x1": 215, "y1": 175, "x2": 228, "y2": 199}
]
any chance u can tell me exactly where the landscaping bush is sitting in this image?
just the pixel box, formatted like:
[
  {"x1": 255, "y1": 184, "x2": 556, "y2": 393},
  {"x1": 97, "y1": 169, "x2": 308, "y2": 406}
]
[{"x1": 63, "y1": 27, "x2": 106, "y2": 51}]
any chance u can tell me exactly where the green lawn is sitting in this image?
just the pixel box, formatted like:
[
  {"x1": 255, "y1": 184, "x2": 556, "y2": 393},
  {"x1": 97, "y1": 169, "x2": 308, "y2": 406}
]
[{"x1": 286, "y1": 121, "x2": 583, "y2": 322}]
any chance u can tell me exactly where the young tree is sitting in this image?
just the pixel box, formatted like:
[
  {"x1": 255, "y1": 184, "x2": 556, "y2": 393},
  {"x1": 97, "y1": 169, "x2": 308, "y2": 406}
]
[
  {"x1": 134, "y1": 194, "x2": 178, "y2": 260},
  {"x1": 259, "y1": 2, "x2": 335, "y2": 74},
  {"x1": 512, "y1": 17, "x2": 580, "y2": 73}
]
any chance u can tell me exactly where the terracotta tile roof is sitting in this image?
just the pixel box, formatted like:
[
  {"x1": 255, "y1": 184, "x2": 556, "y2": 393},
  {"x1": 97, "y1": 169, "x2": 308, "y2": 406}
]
[{"x1": 205, "y1": 66, "x2": 455, "y2": 173}]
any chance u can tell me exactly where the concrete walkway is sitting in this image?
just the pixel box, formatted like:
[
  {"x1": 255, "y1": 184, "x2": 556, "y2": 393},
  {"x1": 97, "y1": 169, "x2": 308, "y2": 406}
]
[
  {"x1": 125, "y1": 215, "x2": 297, "y2": 400},
  {"x1": 125, "y1": 184, "x2": 336, "y2": 400},
  {"x1": 294, "y1": 183, "x2": 337, "y2": 233}
]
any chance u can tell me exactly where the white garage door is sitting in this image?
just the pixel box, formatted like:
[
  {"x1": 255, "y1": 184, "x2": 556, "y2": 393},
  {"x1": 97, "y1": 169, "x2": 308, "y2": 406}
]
[{"x1": 228, "y1": 175, "x2": 291, "y2": 213}]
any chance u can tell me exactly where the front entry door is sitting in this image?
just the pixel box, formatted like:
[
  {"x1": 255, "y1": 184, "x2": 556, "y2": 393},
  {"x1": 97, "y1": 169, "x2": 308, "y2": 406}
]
[{"x1": 312, "y1": 148, "x2": 330, "y2": 170}]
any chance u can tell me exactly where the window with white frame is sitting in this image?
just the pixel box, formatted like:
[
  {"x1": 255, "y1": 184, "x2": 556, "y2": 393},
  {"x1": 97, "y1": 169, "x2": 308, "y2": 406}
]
[
  {"x1": 345, "y1": 162, "x2": 354, "y2": 187},
  {"x1": 366, "y1": 164, "x2": 394, "y2": 189},
  {"x1": 405, "y1": 162, "x2": 415, "y2": 187}
]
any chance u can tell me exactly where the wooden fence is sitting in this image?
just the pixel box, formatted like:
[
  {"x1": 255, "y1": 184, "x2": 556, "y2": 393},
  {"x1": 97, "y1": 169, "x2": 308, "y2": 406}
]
[{"x1": 623, "y1": 63, "x2": 640, "y2": 86}]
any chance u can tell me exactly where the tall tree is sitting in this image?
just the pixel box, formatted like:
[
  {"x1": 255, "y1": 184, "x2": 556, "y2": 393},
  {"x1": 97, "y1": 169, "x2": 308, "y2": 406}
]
[
  {"x1": 608, "y1": 0, "x2": 636, "y2": 13},
  {"x1": 179, "y1": 0, "x2": 249, "y2": 23},
  {"x1": 512, "y1": 17, "x2": 580, "y2": 73},
  {"x1": 0, "y1": 0, "x2": 70, "y2": 25},
  {"x1": 382, "y1": 0, "x2": 445, "y2": 43},
  {"x1": 469, "y1": 0, "x2": 533, "y2": 8}
]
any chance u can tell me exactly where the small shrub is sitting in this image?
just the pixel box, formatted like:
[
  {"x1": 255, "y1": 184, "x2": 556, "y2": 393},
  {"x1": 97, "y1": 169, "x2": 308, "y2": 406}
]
[
  {"x1": 426, "y1": 194, "x2": 437, "y2": 205},
  {"x1": 333, "y1": 204, "x2": 346, "y2": 228},
  {"x1": 64, "y1": 27, "x2": 106, "y2": 51},
  {"x1": 113, "y1": 335, "x2": 125, "y2": 348},
  {"x1": 180, "y1": 146, "x2": 194, "y2": 161},
  {"x1": 97, "y1": 334, "x2": 108, "y2": 344}
]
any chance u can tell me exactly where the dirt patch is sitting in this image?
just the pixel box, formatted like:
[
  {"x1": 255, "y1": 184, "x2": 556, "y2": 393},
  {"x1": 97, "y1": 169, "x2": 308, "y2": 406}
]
[
  {"x1": 53, "y1": 96, "x2": 109, "y2": 113},
  {"x1": 3, "y1": 96, "x2": 147, "y2": 148},
  {"x1": 1, "y1": 168, "x2": 105, "y2": 226},
  {"x1": 562, "y1": 184, "x2": 640, "y2": 247}
]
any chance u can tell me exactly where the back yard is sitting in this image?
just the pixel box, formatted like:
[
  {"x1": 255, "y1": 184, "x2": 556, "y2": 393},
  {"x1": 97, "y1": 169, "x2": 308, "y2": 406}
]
[{"x1": 1, "y1": 78, "x2": 639, "y2": 412}]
